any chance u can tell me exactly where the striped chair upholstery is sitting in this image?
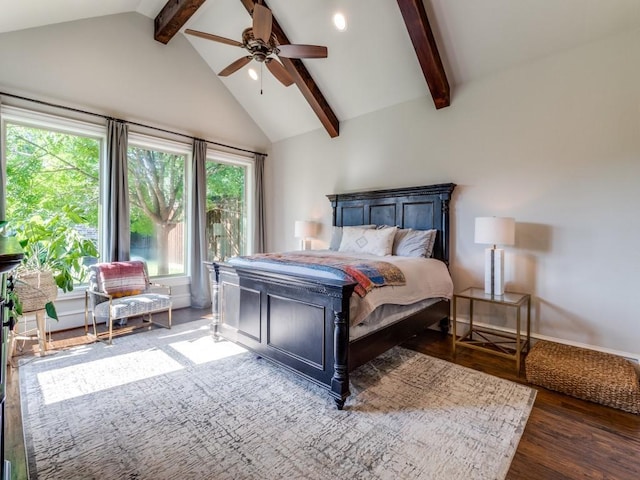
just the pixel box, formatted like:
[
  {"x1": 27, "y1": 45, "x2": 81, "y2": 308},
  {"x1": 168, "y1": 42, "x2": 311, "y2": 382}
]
[{"x1": 85, "y1": 260, "x2": 172, "y2": 344}]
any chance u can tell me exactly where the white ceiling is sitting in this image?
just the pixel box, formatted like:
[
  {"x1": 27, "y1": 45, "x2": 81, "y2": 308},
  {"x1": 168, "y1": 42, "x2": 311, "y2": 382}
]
[{"x1": 2, "y1": 0, "x2": 640, "y2": 142}]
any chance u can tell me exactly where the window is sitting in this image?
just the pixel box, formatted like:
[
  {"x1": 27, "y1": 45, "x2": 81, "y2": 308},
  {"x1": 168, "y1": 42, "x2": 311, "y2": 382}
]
[
  {"x1": 127, "y1": 136, "x2": 186, "y2": 277},
  {"x1": 2, "y1": 105, "x2": 255, "y2": 288},
  {"x1": 3, "y1": 109, "x2": 102, "y2": 286},
  {"x1": 206, "y1": 155, "x2": 251, "y2": 261}
]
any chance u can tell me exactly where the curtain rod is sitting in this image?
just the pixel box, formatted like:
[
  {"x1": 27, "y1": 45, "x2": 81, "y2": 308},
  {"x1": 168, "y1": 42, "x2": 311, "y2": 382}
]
[{"x1": 0, "y1": 91, "x2": 267, "y2": 157}]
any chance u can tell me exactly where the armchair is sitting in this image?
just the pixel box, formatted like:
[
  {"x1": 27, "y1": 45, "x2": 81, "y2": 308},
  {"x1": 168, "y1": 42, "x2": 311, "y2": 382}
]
[{"x1": 84, "y1": 260, "x2": 172, "y2": 344}]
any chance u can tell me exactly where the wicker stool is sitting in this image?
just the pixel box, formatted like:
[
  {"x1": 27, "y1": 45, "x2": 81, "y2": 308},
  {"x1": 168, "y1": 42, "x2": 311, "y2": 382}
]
[{"x1": 525, "y1": 341, "x2": 639, "y2": 414}]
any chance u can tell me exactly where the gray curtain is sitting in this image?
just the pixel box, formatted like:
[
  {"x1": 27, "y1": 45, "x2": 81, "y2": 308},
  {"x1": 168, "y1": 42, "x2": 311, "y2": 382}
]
[
  {"x1": 0, "y1": 98, "x2": 5, "y2": 220},
  {"x1": 253, "y1": 153, "x2": 266, "y2": 253},
  {"x1": 189, "y1": 139, "x2": 211, "y2": 308},
  {"x1": 105, "y1": 119, "x2": 130, "y2": 261}
]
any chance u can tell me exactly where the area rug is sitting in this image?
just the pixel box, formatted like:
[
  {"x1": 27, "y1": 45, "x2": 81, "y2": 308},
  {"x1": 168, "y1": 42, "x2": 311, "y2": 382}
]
[{"x1": 19, "y1": 319, "x2": 536, "y2": 480}]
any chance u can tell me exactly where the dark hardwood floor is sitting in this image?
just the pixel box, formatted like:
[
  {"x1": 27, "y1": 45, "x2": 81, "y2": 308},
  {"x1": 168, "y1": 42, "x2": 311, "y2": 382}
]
[
  {"x1": 6, "y1": 308, "x2": 640, "y2": 479},
  {"x1": 403, "y1": 331, "x2": 640, "y2": 480}
]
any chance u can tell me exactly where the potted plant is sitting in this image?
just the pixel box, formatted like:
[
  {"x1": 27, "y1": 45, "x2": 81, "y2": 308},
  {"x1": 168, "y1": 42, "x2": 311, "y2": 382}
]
[{"x1": 3, "y1": 207, "x2": 99, "y2": 322}]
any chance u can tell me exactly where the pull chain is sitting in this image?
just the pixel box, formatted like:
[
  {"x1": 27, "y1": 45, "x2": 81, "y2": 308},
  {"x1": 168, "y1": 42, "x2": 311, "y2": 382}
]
[{"x1": 260, "y1": 62, "x2": 264, "y2": 95}]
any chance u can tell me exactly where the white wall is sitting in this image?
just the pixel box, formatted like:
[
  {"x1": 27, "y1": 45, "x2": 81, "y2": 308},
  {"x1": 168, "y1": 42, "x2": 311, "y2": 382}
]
[
  {"x1": 0, "y1": 13, "x2": 271, "y2": 330},
  {"x1": 267, "y1": 28, "x2": 640, "y2": 359}
]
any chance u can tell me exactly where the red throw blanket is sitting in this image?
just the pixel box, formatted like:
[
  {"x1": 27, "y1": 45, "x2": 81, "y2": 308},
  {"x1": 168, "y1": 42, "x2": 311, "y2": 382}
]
[{"x1": 240, "y1": 252, "x2": 406, "y2": 297}]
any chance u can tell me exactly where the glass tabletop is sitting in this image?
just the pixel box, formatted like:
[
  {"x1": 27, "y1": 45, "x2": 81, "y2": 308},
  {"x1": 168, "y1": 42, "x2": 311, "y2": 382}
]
[{"x1": 455, "y1": 287, "x2": 529, "y2": 306}]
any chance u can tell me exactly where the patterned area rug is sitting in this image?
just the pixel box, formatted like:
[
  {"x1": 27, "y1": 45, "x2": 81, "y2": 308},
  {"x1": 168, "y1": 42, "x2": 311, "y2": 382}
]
[{"x1": 20, "y1": 319, "x2": 536, "y2": 480}]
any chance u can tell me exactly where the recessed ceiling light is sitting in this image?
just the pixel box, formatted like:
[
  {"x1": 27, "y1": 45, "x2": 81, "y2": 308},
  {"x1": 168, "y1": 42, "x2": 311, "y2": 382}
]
[
  {"x1": 332, "y1": 12, "x2": 347, "y2": 32},
  {"x1": 248, "y1": 68, "x2": 259, "y2": 81}
]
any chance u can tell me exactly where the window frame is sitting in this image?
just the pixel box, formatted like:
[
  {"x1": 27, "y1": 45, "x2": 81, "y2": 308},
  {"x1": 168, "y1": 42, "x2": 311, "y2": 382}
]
[
  {"x1": 204, "y1": 148, "x2": 255, "y2": 257},
  {"x1": 1, "y1": 104, "x2": 106, "y2": 260},
  {"x1": 125, "y1": 132, "x2": 190, "y2": 278}
]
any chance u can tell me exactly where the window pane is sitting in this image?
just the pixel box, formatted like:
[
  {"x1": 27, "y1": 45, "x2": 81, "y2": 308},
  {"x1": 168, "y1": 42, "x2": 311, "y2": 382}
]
[
  {"x1": 4, "y1": 123, "x2": 100, "y2": 286},
  {"x1": 128, "y1": 146, "x2": 185, "y2": 276},
  {"x1": 206, "y1": 161, "x2": 246, "y2": 261}
]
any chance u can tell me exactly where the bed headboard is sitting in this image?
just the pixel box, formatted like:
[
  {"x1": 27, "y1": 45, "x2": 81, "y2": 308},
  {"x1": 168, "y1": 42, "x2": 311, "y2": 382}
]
[{"x1": 326, "y1": 183, "x2": 456, "y2": 264}]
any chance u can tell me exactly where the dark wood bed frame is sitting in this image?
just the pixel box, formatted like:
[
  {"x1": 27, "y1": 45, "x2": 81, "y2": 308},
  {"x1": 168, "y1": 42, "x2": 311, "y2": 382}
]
[{"x1": 207, "y1": 183, "x2": 456, "y2": 409}]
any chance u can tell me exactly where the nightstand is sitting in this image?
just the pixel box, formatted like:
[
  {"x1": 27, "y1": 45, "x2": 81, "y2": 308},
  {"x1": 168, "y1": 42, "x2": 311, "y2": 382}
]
[{"x1": 452, "y1": 287, "x2": 531, "y2": 373}]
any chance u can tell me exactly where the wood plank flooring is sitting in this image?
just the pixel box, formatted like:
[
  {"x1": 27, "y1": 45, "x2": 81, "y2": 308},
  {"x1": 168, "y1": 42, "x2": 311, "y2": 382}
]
[
  {"x1": 6, "y1": 309, "x2": 640, "y2": 479},
  {"x1": 403, "y1": 331, "x2": 640, "y2": 480}
]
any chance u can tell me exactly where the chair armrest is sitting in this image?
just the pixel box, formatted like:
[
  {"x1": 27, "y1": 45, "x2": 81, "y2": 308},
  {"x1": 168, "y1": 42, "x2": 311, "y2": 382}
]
[
  {"x1": 86, "y1": 289, "x2": 113, "y2": 301},
  {"x1": 148, "y1": 283, "x2": 171, "y2": 295}
]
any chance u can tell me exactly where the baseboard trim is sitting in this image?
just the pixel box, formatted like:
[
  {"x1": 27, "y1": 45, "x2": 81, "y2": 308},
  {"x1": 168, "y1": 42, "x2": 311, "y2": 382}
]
[{"x1": 452, "y1": 318, "x2": 640, "y2": 364}]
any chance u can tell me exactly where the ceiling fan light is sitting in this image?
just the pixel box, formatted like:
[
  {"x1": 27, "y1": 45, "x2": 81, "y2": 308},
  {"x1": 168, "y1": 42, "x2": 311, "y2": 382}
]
[
  {"x1": 332, "y1": 12, "x2": 347, "y2": 32},
  {"x1": 248, "y1": 68, "x2": 259, "y2": 81}
]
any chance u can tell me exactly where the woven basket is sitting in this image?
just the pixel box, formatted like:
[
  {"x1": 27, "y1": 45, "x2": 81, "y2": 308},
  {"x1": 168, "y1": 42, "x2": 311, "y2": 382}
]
[
  {"x1": 526, "y1": 341, "x2": 639, "y2": 414},
  {"x1": 14, "y1": 270, "x2": 58, "y2": 313}
]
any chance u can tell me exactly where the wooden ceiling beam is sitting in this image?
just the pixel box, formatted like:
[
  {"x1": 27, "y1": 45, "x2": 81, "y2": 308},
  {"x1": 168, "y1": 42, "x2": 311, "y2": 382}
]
[
  {"x1": 396, "y1": 0, "x2": 450, "y2": 109},
  {"x1": 155, "y1": 0, "x2": 207, "y2": 44},
  {"x1": 240, "y1": 0, "x2": 340, "y2": 138}
]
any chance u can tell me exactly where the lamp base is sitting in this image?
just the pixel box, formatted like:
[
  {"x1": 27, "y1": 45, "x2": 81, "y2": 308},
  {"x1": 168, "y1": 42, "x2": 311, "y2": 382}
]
[
  {"x1": 484, "y1": 247, "x2": 505, "y2": 296},
  {"x1": 300, "y1": 239, "x2": 311, "y2": 251}
]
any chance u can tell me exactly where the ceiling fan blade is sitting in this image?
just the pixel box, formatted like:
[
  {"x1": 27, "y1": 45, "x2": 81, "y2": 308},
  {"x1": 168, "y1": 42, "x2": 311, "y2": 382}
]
[
  {"x1": 277, "y1": 44, "x2": 328, "y2": 59},
  {"x1": 252, "y1": 3, "x2": 273, "y2": 43},
  {"x1": 265, "y1": 58, "x2": 294, "y2": 87},
  {"x1": 219, "y1": 56, "x2": 252, "y2": 77},
  {"x1": 185, "y1": 29, "x2": 243, "y2": 48}
]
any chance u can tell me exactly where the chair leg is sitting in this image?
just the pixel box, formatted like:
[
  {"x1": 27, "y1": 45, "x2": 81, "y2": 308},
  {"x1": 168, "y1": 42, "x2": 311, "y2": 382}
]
[
  {"x1": 160, "y1": 308, "x2": 172, "y2": 329},
  {"x1": 108, "y1": 317, "x2": 113, "y2": 345},
  {"x1": 90, "y1": 312, "x2": 99, "y2": 343},
  {"x1": 84, "y1": 292, "x2": 89, "y2": 335},
  {"x1": 149, "y1": 308, "x2": 172, "y2": 330}
]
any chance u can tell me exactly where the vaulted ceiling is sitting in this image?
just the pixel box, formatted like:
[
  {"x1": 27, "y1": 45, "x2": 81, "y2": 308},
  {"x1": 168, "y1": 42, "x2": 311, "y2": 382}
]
[{"x1": 2, "y1": 0, "x2": 640, "y2": 143}]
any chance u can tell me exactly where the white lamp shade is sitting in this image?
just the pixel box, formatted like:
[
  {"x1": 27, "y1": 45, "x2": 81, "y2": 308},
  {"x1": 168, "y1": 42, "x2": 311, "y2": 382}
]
[
  {"x1": 294, "y1": 220, "x2": 316, "y2": 239},
  {"x1": 474, "y1": 217, "x2": 515, "y2": 246}
]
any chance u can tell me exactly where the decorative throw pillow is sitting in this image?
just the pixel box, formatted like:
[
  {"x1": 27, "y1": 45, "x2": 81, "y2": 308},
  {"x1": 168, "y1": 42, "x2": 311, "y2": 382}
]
[
  {"x1": 98, "y1": 261, "x2": 147, "y2": 298},
  {"x1": 329, "y1": 224, "x2": 376, "y2": 251},
  {"x1": 424, "y1": 229, "x2": 438, "y2": 258},
  {"x1": 393, "y1": 228, "x2": 437, "y2": 257},
  {"x1": 339, "y1": 226, "x2": 397, "y2": 256}
]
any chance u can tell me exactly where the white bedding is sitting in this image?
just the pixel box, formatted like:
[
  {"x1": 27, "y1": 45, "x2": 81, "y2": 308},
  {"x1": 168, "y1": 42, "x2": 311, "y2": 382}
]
[
  {"x1": 349, "y1": 297, "x2": 442, "y2": 341},
  {"x1": 228, "y1": 250, "x2": 453, "y2": 327}
]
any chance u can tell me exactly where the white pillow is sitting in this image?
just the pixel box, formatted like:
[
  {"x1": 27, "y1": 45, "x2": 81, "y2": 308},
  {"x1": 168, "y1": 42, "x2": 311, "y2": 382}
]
[
  {"x1": 329, "y1": 225, "x2": 375, "y2": 251},
  {"x1": 394, "y1": 228, "x2": 437, "y2": 257},
  {"x1": 424, "y1": 229, "x2": 438, "y2": 258},
  {"x1": 339, "y1": 226, "x2": 397, "y2": 256}
]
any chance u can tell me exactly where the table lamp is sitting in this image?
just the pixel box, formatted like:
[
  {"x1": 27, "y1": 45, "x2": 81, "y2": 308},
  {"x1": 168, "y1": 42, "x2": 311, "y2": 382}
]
[
  {"x1": 294, "y1": 220, "x2": 317, "y2": 250},
  {"x1": 474, "y1": 217, "x2": 515, "y2": 296}
]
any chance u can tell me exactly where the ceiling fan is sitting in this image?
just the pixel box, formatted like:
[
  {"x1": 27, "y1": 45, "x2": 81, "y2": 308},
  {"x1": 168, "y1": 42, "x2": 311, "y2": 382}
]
[{"x1": 185, "y1": 3, "x2": 328, "y2": 87}]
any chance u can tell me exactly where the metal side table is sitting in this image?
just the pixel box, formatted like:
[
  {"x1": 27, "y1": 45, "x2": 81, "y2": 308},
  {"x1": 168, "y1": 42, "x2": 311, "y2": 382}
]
[{"x1": 452, "y1": 287, "x2": 531, "y2": 373}]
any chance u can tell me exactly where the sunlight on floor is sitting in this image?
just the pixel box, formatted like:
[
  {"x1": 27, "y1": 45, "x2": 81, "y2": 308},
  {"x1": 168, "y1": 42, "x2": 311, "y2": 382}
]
[
  {"x1": 157, "y1": 324, "x2": 213, "y2": 340},
  {"x1": 37, "y1": 349, "x2": 183, "y2": 405},
  {"x1": 169, "y1": 336, "x2": 246, "y2": 365},
  {"x1": 34, "y1": 321, "x2": 247, "y2": 405}
]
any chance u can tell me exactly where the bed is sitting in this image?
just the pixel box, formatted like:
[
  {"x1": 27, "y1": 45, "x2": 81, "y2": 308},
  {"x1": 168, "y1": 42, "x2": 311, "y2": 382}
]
[{"x1": 206, "y1": 183, "x2": 456, "y2": 409}]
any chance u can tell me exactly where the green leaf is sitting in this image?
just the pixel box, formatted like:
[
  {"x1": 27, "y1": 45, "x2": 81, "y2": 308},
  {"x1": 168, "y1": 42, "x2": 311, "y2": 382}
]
[{"x1": 45, "y1": 301, "x2": 58, "y2": 320}]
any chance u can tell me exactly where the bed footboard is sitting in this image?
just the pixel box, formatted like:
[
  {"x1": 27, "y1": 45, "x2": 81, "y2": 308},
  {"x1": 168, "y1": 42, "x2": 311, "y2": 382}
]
[{"x1": 207, "y1": 262, "x2": 356, "y2": 409}]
